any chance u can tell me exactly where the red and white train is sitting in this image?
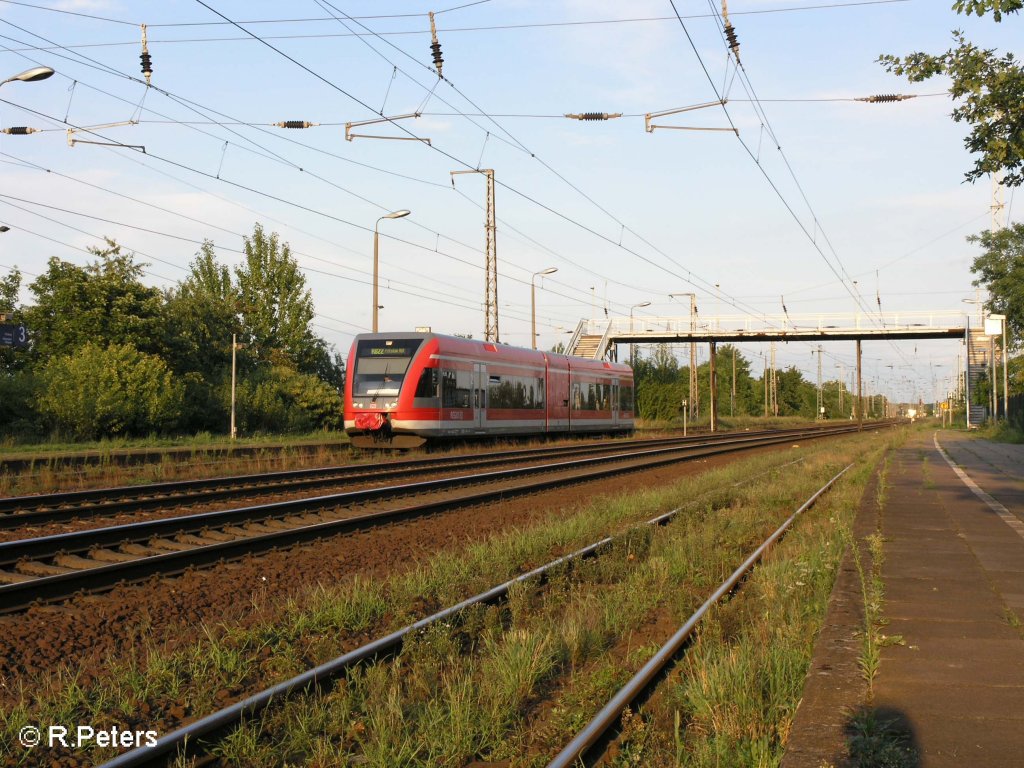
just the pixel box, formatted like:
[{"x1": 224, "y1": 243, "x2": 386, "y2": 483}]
[{"x1": 344, "y1": 332, "x2": 634, "y2": 448}]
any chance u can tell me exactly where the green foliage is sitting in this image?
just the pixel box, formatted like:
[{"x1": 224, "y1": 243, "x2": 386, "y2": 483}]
[
  {"x1": 632, "y1": 344, "x2": 830, "y2": 421},
  {"x1": 879, "y1": 4, "x2": 1024, "y2": 187},
  {"x1": 0, "y1": 267, "x2": 19, "y2": 313},
  {"x1": 953, "y1": 0, "x2": 1022, "y2": 21},
  {"x1": 0, "y1": 371, "x2": 41, "y2": 437},
  {"x1": 0, "y1": 267, "x2": 24, "y2": 375},
  {"x1": 163, "y1": 241, "x2": 239, "y2": 379},
  {"x1": 236, "y1": 224, "x2": 315, "y2": 367},
  {"x1": 4, "y1": 226, "x2": 347, "y2": 441},
  {"x1": 23, "y1": 242, "x2": 165, "y2": 363},
  {"x1": 36, "y1": 342, "x2": 184, "y2": 440},
  {"x1": 235, "y1": 365, "x2": 343, "y2": 433},
  {"x1": 969, "y1": 222, "x2": 1024, "y2": 346}
]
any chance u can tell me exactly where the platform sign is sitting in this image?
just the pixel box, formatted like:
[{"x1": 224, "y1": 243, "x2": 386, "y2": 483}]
[{"x1": 0, "y1": 324, "x2": 28, "y2": 348}]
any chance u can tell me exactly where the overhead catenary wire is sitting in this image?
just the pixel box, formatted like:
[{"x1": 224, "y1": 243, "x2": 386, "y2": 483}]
[
  {"x1": 6, "y1": 0, "x2": 924, "y2": 343},
  {"x1": 2, "y1": 1, "x2": 950, "y2": 391},
  {"x1": 253, "y1": 0, "x2": 802, "y2": 326},
  {"x1": 0, "y1": 195, "x2": 571, "y2": 333},
  {"x1": 0, "y1": 0, "x2": 912, "y2": 44},
  {"x1": 0, "y1": 44, "x2": 609, "y2": 321},
  {"x1": 699, "y1": 0, "x2": 921, "y2": 371},
  {"x1": 1, "y1": 4, "x2": 930, "y2": 331},
  {"x1": 0, "y1": 24, "x2": 674, "y2": 314}
]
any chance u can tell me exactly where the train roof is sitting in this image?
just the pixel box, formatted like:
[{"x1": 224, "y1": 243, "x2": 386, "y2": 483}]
[{"x1": 350, "y1": 331, "x2": 633, "y2": 374}]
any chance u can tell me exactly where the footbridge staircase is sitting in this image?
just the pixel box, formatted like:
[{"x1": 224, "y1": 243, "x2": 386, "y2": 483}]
[{"x1": 566, "y1": 320, "x2": 614, "y2": 360}]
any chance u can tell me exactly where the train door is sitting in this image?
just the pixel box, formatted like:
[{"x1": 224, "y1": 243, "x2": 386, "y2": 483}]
[
  {"x1": 474, "y1": 362, "x2": 486, "y2": 429},
  {"x1": 612, "y1": 381, "x2": 620, "y2": 427}
]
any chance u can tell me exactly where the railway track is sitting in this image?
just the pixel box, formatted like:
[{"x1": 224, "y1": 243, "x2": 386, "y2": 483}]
[
  {"x1": 0, "y1": 425, "x2": 871, "y2": 613},
  {"x1": 90, "y1": 458, "x2": 852, "y2": 768},
  {"x1": 0, "y1": 427, "x2": 842, "y2": 528}
]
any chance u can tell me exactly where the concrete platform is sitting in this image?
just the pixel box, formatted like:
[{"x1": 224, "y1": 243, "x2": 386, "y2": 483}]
[{"x1": 782, "y1": 429, "x2": 1024, "y2": 768}]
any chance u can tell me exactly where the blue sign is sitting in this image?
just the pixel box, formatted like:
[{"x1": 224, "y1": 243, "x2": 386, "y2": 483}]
[{"x1": 0, "y1": 324, "x2": 27, "y2": 348}]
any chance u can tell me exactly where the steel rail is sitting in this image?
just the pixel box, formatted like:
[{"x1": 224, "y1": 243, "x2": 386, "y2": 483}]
[
  {"x1": 94, "y1": 459, "x2": 809, "y2": 768},
  {"x1": 0, "y1": 426, "x2": 865, "y2": 612},
  {"x1": 545, "y1": 463, "x2": 855, "y2": 768},
  {"x1": 0, "y1": 432, "x2": 760, "y2": 526},
  {"x1": 0, "y1": 426, "x2": 853, "y2": 563},
  {"x1": 0, "y1": 425, "x2": 863, "y2": 519}
]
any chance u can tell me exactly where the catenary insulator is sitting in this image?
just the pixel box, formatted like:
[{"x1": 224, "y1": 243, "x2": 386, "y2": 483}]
[
  {"x1": 140, "y1": 23, "x2": 152, "y2": 85},
  {"x1": 564, "y1": 112, "x2": 623, "y2": 121},
  {"x1": 274, "y1": 121, "x2": 317, "y2": 129},
  {"x1": 3, "y1": 126, "x2": 39, "y2": 135},
  {"x1": 724, "y1": 23, "x2": 740, "y2": 60},
  {"x1": 428, "y1": 11, "x2": 444, "y2": 78},
  {"x1": 856, "y1": 94, "x2": 917, "y2": 103}
]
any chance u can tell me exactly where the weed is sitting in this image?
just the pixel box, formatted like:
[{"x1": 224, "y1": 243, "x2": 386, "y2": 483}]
[{"x1": 846, "y1": 707, "x2": 917, "y2": 768}]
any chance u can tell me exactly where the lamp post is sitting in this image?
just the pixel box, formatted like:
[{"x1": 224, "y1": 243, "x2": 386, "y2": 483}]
[
  {"x1": 629, "y1": 301, "x2": 651, "y2": 365},
  {"x1": 989, "y1": 313, "x2": 1008, "y2": 420},
  {"x1": 0, "y1": 66, "x2": 54, "y2": 87},
  {"x1": 669, "y1": 292, "x2": 698, "y2": 420},
  {"x1": 835, "y1": 363, "x2": 845, "y2": 417},
  {"x1": 373, "y1": 209, "x2": 410, "y2": 333},
  {"x1": 530, "y1": 267, "x2": 558, "y2": 349}
]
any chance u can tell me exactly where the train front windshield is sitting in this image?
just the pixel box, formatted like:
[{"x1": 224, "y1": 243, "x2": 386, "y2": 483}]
[{"x1": 352, "y1": 338, "x2": 423, "y2": 398}]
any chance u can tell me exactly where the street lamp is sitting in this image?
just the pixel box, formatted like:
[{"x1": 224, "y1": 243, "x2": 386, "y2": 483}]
[
  {"x1": 531, "y1": 267, "x2": 557, "y2": 349},
  {"x1": 629, "y1": 301, "x2": 651, "y2": 365},
  {"x1": 989, "y1": 313, "x2": 1009, "y2": 420},
  {"x1": 0, "y1": 66, "x2": 54, "y2": 86},
  {"x1": 835, "y1": 363, "x2": 846, "y2": 416},
  {"x1": 373, "y1": 209, "x2": 410, "y2": 333},
  {"x1": 670, "y1": 292, "x2": 699, "y2": 419}
]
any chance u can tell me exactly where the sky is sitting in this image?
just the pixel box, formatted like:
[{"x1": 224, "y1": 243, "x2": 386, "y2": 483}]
[{"x1": 0, "y1": 0, "x2": 1019, "y2": 405}]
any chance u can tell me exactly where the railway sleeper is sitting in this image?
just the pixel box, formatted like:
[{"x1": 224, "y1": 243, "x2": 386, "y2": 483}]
[
  {"x1": 241, "y1": 521, "x2": 289, "y2": 534},
  {"x1": 178, "y1": 533, "x2": 226, "y2": 546},
  {"x1": 16, "y1": 560, "x2": 75, "y2": 576},
  {"x1": 121, "y1": 542, "x2": 161, "y2": 556},
  {"x1": 194, "y1": 529, "x2": 238, "y2": 542},
  {"x1": 53, "y1": 553, "x2": 106, "y2": 570},
  {"x1": 147, "y1": 538, "x2": 195, "y2": 552},
  {"x1": 88, "y1": 548, "x2": 139, "y2": 563},
  {"x1": 0, "y1": 569, "x2": 33, "y2": 584}
]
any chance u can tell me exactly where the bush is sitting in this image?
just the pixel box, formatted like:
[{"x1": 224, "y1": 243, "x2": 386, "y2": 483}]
[
  {"x1": 36, "y1": 342, "x2": 184, "y2": 440},
  {"x1": 0, "y1": 371, "x2": 43, "y2": 438},
  {"x1": 234, "y1": 364, "x2": 342, "y2": 434}
]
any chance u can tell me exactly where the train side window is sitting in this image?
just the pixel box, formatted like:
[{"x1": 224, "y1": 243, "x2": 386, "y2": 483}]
[
  {"x1": 619, "y1": 384, "x2": 634, "y2": 411},
  {"x1": 415, "y1": 367, "x2": 438, "y2": 398},
  {"x1": 441, "y1": 370, "x2": 459, "y2": 407}
]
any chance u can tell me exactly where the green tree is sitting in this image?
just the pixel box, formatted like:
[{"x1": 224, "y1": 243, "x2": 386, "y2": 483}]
[
  {"x1": 164, "y1": 241, "x2": 239, "y2": 378},
  {"x1": 879, "y1": 1, "x2": 1024, "y2": 186},
  {"x1": 968, "y1": 222, "x2": 1024, "y2": 346},
  {"x1": 22, "y1": 241, "x2": 164, "y2": 364},
  {"x1": 0, "y1": 267, "x2": 23, "y2": 374},
  {"x1": 236, "y1": 224, "x2": 315, "y2": 367},
  {"x1": 0, "y1": 267, "x2": 18, "y2": 314},
  {"x1": 36, "y1": 342, "x2": 184, "y2": 439}
]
